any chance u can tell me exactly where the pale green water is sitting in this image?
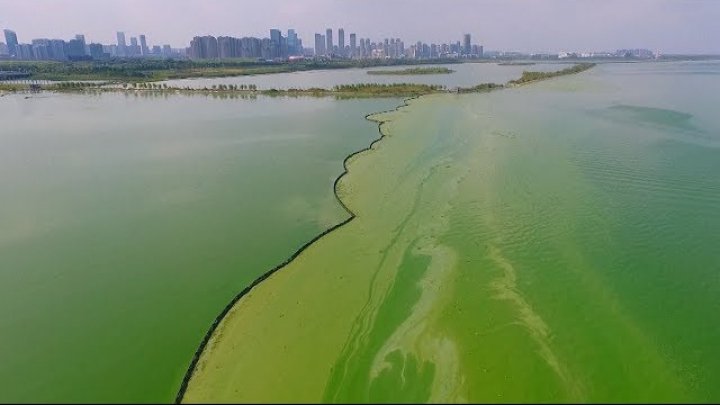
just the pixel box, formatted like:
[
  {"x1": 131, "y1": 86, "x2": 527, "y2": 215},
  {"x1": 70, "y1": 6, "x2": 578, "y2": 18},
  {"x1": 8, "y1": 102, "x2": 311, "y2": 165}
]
[
  {"x1": 184, "y1": 61, "x2": 720, "y2": 403},
  {"x1": 0, "y1": 92, "x2": 398, "y2": 402},
  {"x1": 161, "y1": 62, "x2": 571, "y2": 90}
]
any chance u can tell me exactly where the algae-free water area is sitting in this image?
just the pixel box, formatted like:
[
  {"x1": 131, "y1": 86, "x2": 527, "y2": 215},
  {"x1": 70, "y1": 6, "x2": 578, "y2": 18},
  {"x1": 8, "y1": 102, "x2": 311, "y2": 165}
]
[
  {"x1": 161, "y1": 62, "x2": 572, "y2": 90},
  {"x1": 184, "y1": 61, "x2": 720, "y2": 403},
  {"x1": 0, "y1": 92, "x2": 399, "y2": 402}
]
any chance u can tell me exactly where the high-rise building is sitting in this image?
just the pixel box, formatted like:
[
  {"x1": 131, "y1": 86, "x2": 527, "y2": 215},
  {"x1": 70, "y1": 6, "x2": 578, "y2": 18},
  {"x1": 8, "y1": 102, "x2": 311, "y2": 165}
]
[
  {"x1": 50, "y1": 39, "x2": 66, "y2": 60},
  {"x1": 463, "y1": 34, "x2": 471, "y2": 55},
  {"x1": 189, "y1": 35, "x2": 218, "y2": 59},
  {"x1": 66, "y1": 39, "x2": 86, "y2": 59},
  {"x1": 31, "y1": 39, "x2": 50, "y2": 60},
  {"x1": 314, "y1": 33, "x2": 325, "y2": 57},
  {"x1": 203, "y1": 36, "x2": 218, "y2": 58},
  {"x1": 218, "y1": 36, "x2": 235, "y2": 58},
  {"x1": 89, "y1": 43, "x2": 105, "y2": 59},
  {"x1": 129, "y1": 37, "x2": 139, "y2": 56},
  {"x1": 139, "y1": 35, "x2": 149, "y2": 56},
  {"x1": 269, "y1": 29, "x2": 282, "y2": 58},
  {"x1": 287, "y1": 29, "x2": 298, "y2": 55},
  {"x1": 349, "y1": 33, "x2": 356, "y2": 58},
  {"x1": 74, "y1": 34, "x2": 88, "y2": 56},
  {"x1": 4, "y1": 29, "x2": 18, "y2": 57},
  {"x1": 15, "y1": 43, "x2": 34, "y2": 60},
  {"x1": 326, "y1": 28, "x2": 333, "y2": 56},
  {"x1": 116, "y1": 32, "x2": 126, "y2": 47},
  {"x1": 338, "y1": 28, "x2": 345, "y2": 56},
  {"x1": 116, "y1": 31, "x2": 127, "y2": 56},
  {"x1": 0, "y1": 42, "x2": 8, "y2": 56}
]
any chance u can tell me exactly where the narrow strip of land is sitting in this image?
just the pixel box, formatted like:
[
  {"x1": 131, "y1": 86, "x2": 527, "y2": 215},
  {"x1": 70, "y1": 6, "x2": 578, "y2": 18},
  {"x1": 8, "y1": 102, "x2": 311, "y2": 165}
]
[
  {"x1": 0, "y1": 63, "x2": 596, "y2": 98},
  {"x1": 367, "y1": 67, "x2": 455, "y2": 75}
]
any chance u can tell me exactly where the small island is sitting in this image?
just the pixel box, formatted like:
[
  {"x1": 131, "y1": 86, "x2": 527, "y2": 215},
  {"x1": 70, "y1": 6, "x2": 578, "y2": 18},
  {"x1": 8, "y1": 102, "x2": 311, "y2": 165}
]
[
  {"x1": 367, "y1": 67, "x2": 455, "y2": 75},
  {"x1": 498, "y1": 62, "x2": 536, "y2": 66}
]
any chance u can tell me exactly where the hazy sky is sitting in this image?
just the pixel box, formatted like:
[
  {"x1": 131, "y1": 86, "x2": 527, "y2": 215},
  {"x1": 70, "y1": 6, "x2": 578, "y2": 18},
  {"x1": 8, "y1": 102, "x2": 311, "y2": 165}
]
[{"x1": 1, "y1": 0, "x2": 718, "y2": 53}]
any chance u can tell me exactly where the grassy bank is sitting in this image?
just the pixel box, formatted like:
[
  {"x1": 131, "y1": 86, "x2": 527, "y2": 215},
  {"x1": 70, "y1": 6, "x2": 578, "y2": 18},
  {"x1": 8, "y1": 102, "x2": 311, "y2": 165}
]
[
  {"x1": 367, "y1": 67, "x2": 455, "y2": 75},
  {"x1": 508, "y1": 63, "x2": 596, "y2": 85},
  {"x1": 0, "y1": 58, "x2": 463, "y2": 82}
]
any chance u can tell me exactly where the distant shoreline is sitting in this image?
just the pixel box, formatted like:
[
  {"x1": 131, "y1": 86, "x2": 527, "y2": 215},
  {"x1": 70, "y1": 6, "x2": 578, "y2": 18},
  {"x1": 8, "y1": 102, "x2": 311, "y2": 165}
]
[
  {"x1": 1, "y1": 56, "x2": 715, "y2": 84},
  {"x1": 0, "y1": 63, "x2": 596, "y2": 98}
]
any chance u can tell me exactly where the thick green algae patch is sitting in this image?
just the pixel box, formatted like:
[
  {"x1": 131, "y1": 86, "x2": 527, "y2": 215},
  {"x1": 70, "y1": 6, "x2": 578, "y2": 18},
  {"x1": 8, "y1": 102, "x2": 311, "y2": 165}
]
[{"x1": 182, "y1": 64, "x2": 720, "y2": 403}]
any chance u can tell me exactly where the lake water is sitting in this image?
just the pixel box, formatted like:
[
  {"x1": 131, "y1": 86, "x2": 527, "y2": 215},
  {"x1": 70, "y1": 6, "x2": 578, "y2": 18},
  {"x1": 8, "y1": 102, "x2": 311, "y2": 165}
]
[
  {"x1": 161, "y1": 62, "x2": 572, "y2": 90},
  {"x1": 183, "y1": 61, "x2": 720, "y2": 402},
  {"x1": 3, "y1": 60, "x2": 719, "y2": 403},
  {"x1": 0, "y1": 91, "x2": 399, "y2": 402}
]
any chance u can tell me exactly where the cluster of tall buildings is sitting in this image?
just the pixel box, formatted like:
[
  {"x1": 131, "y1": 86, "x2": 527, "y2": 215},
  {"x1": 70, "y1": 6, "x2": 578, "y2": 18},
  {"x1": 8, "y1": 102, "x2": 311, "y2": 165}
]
[
  {"x1": 187, "y1": 28, "x2": 485, "y2": 61},
  {"x1": 188, "y1": 29, "x2": 303, "y2": 60},
  {"x1": 0, "y1": 28, "x2": 183, "y2": 61},
  {"x1": 1, "y1": 26, "x2": 487, "y2": 62},
  {"x1": 313, "y1": 29, "x2": 483, "y2": 60},
  {"x1": 314, "y1": 28, "x2": 483, "y2": 59}
]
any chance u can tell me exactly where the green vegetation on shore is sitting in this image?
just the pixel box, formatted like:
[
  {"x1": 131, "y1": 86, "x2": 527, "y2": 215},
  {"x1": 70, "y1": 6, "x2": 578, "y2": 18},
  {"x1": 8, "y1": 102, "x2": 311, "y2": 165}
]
[
  {"x1": 367, "y1": 67, "x2": 455, "y2": 75},
  {"x1": 508, "y1": 63, "x2": 596, "y2": 85},
  {"x1": 333, "y1": 83, "x2": 445, "y2": 96},
  {"x1": 456, "y1": 82, "x2": 504, "y2": 93},
  {"x1": 498, "y1": 62, "x2": 536, "y2": 66},
  {"x1": 0, "y1": 58, "x2": 462, "y2": 82}
]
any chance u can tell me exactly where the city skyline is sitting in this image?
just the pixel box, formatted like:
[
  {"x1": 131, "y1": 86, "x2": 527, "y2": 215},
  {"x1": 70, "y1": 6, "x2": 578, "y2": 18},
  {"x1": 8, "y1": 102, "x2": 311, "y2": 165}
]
[{"x1": 0, "y1": 0, "x2": 719, "y2": 54}]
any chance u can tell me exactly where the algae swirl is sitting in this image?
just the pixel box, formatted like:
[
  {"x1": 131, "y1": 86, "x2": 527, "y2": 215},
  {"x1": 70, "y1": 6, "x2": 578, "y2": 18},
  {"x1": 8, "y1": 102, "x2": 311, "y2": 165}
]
[{"x1": 180, "y1": 62, "x2": 720, "y2": 403}]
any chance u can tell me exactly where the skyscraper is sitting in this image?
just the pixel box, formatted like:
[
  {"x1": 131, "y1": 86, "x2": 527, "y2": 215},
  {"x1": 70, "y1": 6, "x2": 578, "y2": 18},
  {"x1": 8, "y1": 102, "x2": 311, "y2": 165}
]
[
  {"x1": 4, "y1": 29, "x2": 18, "y2": 57},
  {"x1": 326, "y1": 28, "x2": 333, "y2": 56},
  {"x1": 75, "y1": 34, "x2": 87, "y2": 56},
  {"x1": 270, "y1": 29, "x2": 282, "y2": 58},
  {"x1": 338, "y1": 28, "x2": 345, "y2": 57},
  {"x1": 189, "y1": 35, "x2": 218, "y2": 59},
  {"x1": 314, "y1": 33, "x2": 325, "y2": 57},
  {"x1": 129, "y1": 37, "x2": 139, "y2": 56},
  {"x1": 139, "y1": 35, "x2": 148, "y2": 56},
  {"x1": 116, "y1": 31, "x2": 127, "y2": 57},
  {"x1": 287, "y1": 29, "x2": 298, "y2": 55},
  {"x1": 349, "y1": 33, "x2": 356, "y2": 58},
  {"x1": 463, "y1": 34, "x2": 471, "y2": 55}
]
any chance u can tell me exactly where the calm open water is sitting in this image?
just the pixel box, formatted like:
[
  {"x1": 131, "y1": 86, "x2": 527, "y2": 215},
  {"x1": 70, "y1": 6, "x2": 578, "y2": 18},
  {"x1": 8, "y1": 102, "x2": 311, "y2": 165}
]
[{"x1": 160, "y1": 62, "x2": 572, "y2": 90}]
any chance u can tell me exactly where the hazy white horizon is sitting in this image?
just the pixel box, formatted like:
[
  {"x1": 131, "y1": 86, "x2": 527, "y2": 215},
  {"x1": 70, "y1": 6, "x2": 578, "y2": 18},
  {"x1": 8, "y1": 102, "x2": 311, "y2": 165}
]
[{"x1": 1, "y1": 0, "x2": 718, "y2": 54}]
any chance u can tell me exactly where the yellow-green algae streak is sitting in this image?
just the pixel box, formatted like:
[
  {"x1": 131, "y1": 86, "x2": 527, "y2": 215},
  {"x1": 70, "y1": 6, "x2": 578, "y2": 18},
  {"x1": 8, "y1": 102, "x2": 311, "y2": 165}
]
[{"x1": 182, "y1": 62, "x2": 720, "y2": 402}]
